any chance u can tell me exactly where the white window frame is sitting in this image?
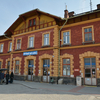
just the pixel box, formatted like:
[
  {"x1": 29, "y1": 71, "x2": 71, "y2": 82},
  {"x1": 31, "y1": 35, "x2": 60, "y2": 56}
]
[
  {"x1": 0, "y1": 44, "x2": 4, "y2": 52},
  {"x1": 29, "y1": 37, "x2": 34, "y2": 48},
  {"x1": 44, "y1": 33, "x2": 49, "y2": 45},
  {"x1": 63, "y1": 32, "x2": 70, "y2": 44}
]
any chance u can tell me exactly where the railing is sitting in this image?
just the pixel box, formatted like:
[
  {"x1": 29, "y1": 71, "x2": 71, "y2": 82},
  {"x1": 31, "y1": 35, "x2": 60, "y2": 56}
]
[{"x1": 14, "y1": 21, "x2": 56, "y2": 34}]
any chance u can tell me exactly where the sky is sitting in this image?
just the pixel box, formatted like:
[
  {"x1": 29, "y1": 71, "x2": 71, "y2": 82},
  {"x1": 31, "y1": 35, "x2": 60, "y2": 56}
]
[{"x1": 0, "y1": 0, "x2": 99, "y2": 35}]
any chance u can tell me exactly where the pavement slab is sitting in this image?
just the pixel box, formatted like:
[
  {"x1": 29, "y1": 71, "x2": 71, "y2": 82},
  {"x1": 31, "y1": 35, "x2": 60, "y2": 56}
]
[{"x1": 0, "y1": 80, "x2": 100, "y2": 100}]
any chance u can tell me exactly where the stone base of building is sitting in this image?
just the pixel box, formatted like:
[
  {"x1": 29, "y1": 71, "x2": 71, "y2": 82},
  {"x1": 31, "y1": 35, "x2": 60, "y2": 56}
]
[
  {"x1": 33, "y1": 76, "x2": 42, "y2": 82},
  {"x1": 97, "y1": 78, "x2": 100, "y2": 87},
  {"x1": 49, "y1": 76, "x2": 76, "y2": 85},
  {"x1": 14, "y1": 75, "x2": 27, "y2": 81}
]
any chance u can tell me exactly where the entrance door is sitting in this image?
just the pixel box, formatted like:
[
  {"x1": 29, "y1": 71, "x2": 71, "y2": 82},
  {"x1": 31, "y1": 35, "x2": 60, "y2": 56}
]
[
  {"x1": 84, "y1": 58, "x2": 96, "y2": 85},
  {"x1": 28, "y1": 60, "x2": 34, "y2": 81},
  {"x1": 43, "y1": 59, "x2": 50, "y2": 82}
]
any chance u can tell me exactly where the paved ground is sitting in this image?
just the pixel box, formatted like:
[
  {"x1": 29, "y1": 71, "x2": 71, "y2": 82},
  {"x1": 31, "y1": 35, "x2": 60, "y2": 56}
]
[{"x1": 0, "y1": 80, "x2": 100, "y2": 100}]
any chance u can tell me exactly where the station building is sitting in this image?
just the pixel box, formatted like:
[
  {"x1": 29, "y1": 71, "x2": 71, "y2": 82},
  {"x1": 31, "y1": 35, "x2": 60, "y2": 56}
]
[{"x1": 0, "y1": 4, "x2": 100, "y2": 86}]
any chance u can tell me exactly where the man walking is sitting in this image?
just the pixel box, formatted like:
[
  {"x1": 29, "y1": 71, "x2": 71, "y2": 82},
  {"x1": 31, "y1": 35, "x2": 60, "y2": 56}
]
[{"x1": 6, "y1": 72, "x2": 9, "y2": 84}]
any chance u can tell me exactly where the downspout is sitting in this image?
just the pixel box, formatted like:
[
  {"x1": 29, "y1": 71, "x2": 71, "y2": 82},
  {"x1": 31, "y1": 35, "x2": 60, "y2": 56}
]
[
  {"x1": 4, "y1": 33, "x2": 12, "y2": 40},
  {"x1": 58, "y1": 18, "x2": 69, "y2": 77}
]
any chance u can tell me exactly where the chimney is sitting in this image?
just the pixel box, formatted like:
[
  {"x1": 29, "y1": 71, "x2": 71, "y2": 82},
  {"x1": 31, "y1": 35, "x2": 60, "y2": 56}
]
[
  {"x1": 97, "y1": 4, "x2": 100, "y2": 10},
  {"x1": 64, "y1": 5, "x2": 69, "y2": 18},
  {"x1": 68, "y1": 11, "x2": 74, "y2": 17}
]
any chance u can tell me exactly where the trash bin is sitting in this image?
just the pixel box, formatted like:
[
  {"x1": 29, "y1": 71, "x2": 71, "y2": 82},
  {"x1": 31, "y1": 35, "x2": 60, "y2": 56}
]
[{"x1": 76, "y1": 76, "x2": 81, "y2": 86}]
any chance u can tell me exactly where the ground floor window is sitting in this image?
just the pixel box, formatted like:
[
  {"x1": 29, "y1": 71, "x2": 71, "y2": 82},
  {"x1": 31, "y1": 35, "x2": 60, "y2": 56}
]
[
  {"x1": 63, "y1": 58, "x2": 70, "y2": 76},
  {"x1": 7, "y1": 61, "x2": 10, "y2": 71},
  {"x1": 15, "y1": 60, "x2": 19, "y2": 74}
]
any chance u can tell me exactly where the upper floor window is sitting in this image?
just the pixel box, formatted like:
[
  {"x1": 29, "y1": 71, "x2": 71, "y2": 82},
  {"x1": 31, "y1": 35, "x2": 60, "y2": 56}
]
[
  {"x1": 29, "y1": 18, "x2": 36, "y2": 27},
  {"x1": 8, "y1": 42, "x2": 12, "y2": 52},
  {"x1": 63, "y1": 31, "x2": 70, "y2": 44},
  {"x1": 29, "y1": 36, "x2": 34, "y2": 48},
  {"x1": 44, "y1": 33, "x2": 49, "y2": 46},
  {"x1": 63, "y1": 58, "x2": 70, "y2": 76},
  {"x1": 16, "y1": 39, "x2": 21, "y2": 49},
  {"x1": 61, "y1": 30, "x2": 71, "y2": 46},
  {"x1": 84, "y1": 28, "x2": 92, "y2": 41},
  {"x1": 0, "y1": 44, "x2": 4, "y2": 53},
  {"x1": 82, "y1": 25, "x2": 94, "y2": 43},
  {"x1": 15, "y1": 60, "x2": 19, "y2": 74}
]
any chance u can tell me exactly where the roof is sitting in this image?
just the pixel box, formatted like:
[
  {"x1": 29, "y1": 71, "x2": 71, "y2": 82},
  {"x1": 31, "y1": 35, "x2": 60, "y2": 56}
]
[
  {"x1": 4, "y1": 9, "x2": 63, "y2": 35},
  {"x1": 4, "y1": 8, "x2": 100, "y2": 36}
]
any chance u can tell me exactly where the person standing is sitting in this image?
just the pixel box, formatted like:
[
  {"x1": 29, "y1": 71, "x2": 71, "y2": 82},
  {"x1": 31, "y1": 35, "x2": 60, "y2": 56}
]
[
  {"x1": 6, "y1": 72, "x2": 9, "y2": 84},
  {"x1": 0, "y1": 72, "x2": 1, "y2": 85},
  {"x1": 10, "y1": 71, "x2": 14, "y2": 83},
  {"x1": 0, "y1": 71, "x2": 4, "y2": 84}
]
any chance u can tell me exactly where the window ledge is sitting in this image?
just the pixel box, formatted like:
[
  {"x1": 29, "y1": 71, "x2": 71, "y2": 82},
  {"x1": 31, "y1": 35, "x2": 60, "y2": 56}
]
[
  {"x1": 27, "y1": 47, "x2": 34, "y2": 50},
  {"x1": 61, "y1": 43, "x2": 71, "y2": 47},
  {"x1": 7, "y1": 51, "x2": 11, "y2": 53},
  {"x1": 15, "y1": 49, "x2": 21, "y2": 51},
  {"x1": 41, "y1": 45, "x2": 50, "y2": 48},
  {"x1": 0, "y1": 52, "x2": 3, "y2": 54},
  {"x1": 82, "y1": 41, "x2": 95, "y2": 45}
]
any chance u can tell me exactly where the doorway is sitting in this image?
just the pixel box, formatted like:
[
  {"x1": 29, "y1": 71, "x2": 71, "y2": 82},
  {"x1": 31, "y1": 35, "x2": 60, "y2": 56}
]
[
  {"x1": 28, "y1": 60, "x2": 34, "y2": 81},
  {"x1": 43, "y1": 59, "x2": 50, "y2": 82},
  {"x1": 84, "y1": 58, "x2": 96, "y2": 85}
]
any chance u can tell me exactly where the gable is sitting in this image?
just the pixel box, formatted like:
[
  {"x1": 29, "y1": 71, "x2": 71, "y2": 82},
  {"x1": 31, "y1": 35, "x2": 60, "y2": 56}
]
[{"x1": 14, "y1": 14, "x2": 56, "y2": 35}]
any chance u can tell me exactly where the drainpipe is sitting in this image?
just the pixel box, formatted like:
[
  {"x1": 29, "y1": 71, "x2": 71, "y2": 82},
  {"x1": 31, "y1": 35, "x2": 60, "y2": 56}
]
[
  {"x1": 4, "y1": 33, "x2": 12, "y2": 40},
  {"x1": 58, "y1": 18, "x2": 69, "y2": 77}
]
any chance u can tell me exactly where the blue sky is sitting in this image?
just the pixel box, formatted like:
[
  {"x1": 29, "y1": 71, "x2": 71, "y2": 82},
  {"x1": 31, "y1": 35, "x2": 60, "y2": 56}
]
[{"x1": 0, "y1": 0, "x2": 99, "y2": 35}]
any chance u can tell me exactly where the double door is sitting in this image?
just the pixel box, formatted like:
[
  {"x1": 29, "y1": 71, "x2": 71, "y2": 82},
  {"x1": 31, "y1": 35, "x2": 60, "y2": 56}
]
[
  {"x1": 85, "y1": 68, "x2": 96, "y2": 85},
  {"x1": 43, "y1": 59, "x2": 50, "y2": 82},
  {"x1": 84, "y1": 58, "x2": 96, "y2": 85},
  {"x1": 28, "y1": 60, "x2": 34, "y2": 81}
]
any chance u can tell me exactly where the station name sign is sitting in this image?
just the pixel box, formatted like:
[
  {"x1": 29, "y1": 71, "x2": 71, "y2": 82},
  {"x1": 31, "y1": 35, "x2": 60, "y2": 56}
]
[{"x1": 23, "y1": 51, "x2": 38, "y2": 56}]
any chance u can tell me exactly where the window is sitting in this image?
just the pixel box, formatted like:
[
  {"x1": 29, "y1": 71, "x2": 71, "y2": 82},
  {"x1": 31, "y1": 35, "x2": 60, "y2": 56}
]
[
  {"x1": 0, "y1": 44, "x2": 4, "y2": 53},
  {"x1": 63, "y1": 59, "x2": 70, "y2": 76},
  {"x1": 0, "y1": 61, "x2": 2, "y2": 69},
  {"x1": 9, "y1": 42, "x2": 12, "y2": 51},
  {"x1": 29, "y1": 37, "x2": 34, "y2": 48},
  {"x1": 84, "y1": 58, "x2": 96, "y2": 68},
  {"x1": 7, "y1": 61, "x2": 10, "y2": 70},
  {"x1": 16, "y1": 39, "x2": 21, "y2": 49},
  {"x1": 82, "y1": 25, "x2": 94, "y2": 43},
  {"x1": 15, "y1": 60, "x2": 19, "y2": 74},
  {"x1": 61, "y1": 30, "x2": 71, "y2": 45},
  {"x1": 44, "y1": 33, "x2": 49, "y2": 45},
  {"x1": 84, "y1": 28, "x2": 92, "y2": 41},
  {"x1": 28, "y1": 60, "x2": 34, "y2": 75},
  {"x1": 29, "y1": 18, "x2": 36, "y2": 27},
  {"x1": 63, "y1": 31, "x2": 70, "y2": 44}
]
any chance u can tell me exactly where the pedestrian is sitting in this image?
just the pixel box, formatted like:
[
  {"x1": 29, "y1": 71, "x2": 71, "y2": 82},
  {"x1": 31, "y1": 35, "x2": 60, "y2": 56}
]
[
  {"x1": 0, "y1": 71, "x2": 4, "y2": 85},
  {"x1": 0, "y1": 72, "x2": 1, "y2": 85},
  {"x1": 51, "y1": 78, "x2": 54, "y2": 84},
  {"x1": 6, "y1": 72, "x2": 9, "y2": 84},
  {"x1": 10, "y1": 71, "x2": 14, "y2": 83}
]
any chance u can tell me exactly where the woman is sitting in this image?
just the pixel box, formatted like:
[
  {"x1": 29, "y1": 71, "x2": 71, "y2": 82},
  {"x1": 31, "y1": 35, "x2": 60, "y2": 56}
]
[{"x1": 10, "y1": 71, "x2": 14, "y2": 83}]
